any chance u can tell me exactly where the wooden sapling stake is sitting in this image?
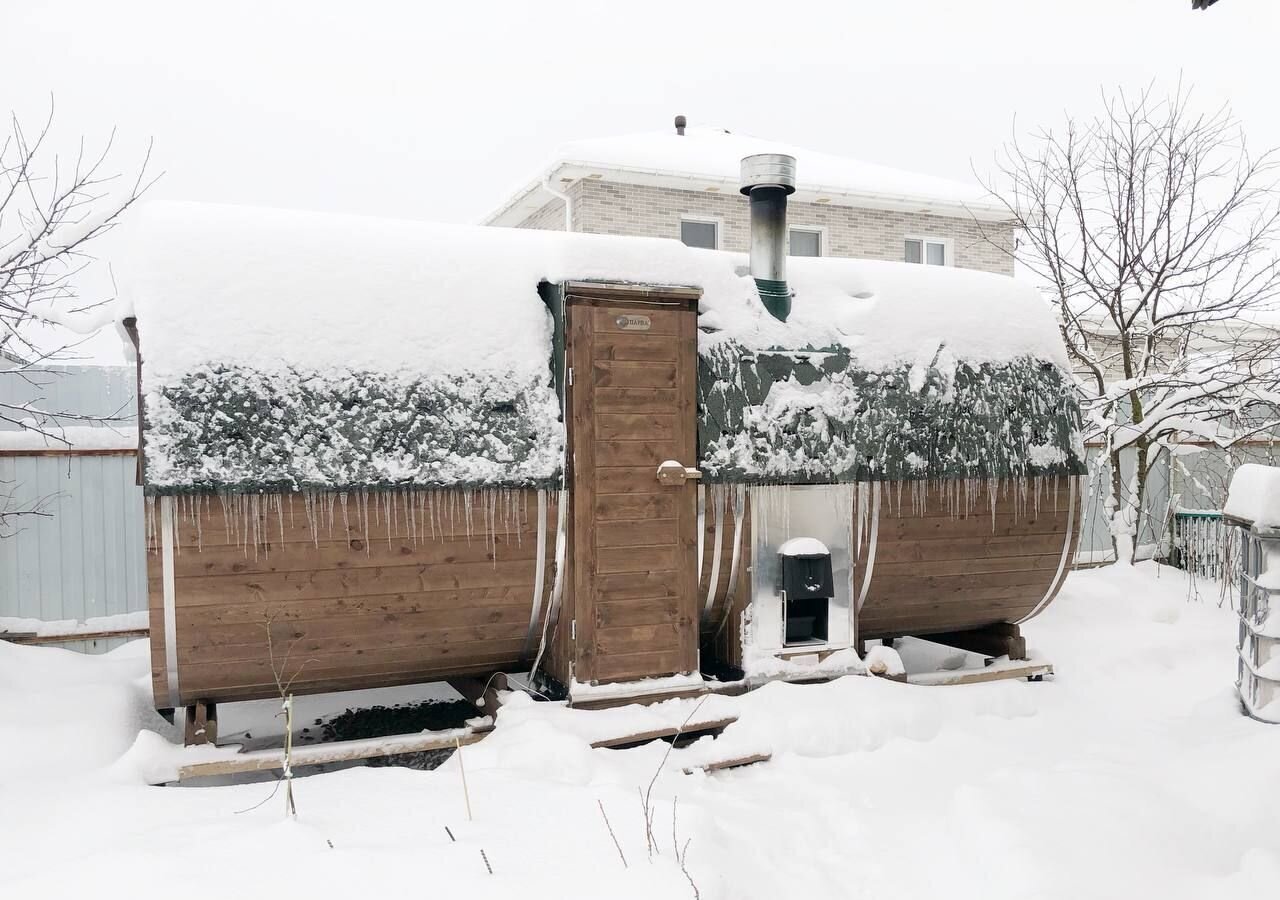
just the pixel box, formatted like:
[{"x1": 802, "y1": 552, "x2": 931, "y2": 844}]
[
  {"x1": 263, "y1": 612, "x2": 315, "y2": 819},
  {"x1": 282, "y1": 694, "x2": 297, "y2": 818},
  {"x1": 456, "y1": 736, "x2": 473, "y2": 821}
]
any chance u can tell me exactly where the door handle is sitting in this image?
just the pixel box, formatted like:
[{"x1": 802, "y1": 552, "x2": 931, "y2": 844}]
[{"x1": 656, "y1": 460, "x2": 702, "y2": 485}]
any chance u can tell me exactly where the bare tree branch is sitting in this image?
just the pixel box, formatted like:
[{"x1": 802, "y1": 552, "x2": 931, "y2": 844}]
[
  {"x1": 977, "y1": 82, "x2": 1280, "y2": 561},
  {"x1": 1, "y1": 97, "x2": 158, "y2": 434}
]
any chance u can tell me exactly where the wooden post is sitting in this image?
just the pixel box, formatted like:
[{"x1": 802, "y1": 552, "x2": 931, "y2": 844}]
[{"x1": 184, "y1": 700, "x2": 218, "y2": 745}]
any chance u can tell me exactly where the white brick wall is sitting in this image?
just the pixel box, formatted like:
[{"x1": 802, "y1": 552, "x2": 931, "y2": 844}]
[
  {"x1": 518, "y1": 180, "x2": 1014, "y2": 276},
  {"x1": 517, "y1": 181, "x2": 584, "y2": 232}
]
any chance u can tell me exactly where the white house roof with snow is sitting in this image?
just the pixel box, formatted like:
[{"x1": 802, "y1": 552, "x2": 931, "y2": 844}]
[{"x1": 484, "y1": 126, "x2": 1010, "y2": 227}]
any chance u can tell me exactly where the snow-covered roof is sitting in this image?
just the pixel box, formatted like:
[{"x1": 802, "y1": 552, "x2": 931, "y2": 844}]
[
  {"x1": 0, "y1": 423, "x2": 137, "y2": 452},
  {"x1": 485, "y1": 126, "x2": 1010, "y2": 226},
  {"x1": 119, "y1": 202, "x2": 1077, "y2": 493}
]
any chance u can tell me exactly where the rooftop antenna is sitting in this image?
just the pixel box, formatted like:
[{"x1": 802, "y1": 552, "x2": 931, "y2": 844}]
[{"x1": 674, "y1": 115, "x2": 687, "y2": 136}]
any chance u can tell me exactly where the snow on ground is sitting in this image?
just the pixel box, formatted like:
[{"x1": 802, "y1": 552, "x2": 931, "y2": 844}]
[{"x1": 3, "y1": 563, "x2": 1279, "y2": 899}]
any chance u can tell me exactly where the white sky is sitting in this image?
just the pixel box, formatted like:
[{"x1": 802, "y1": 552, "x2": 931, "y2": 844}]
[{"x1": 2, "y1": 0, "x2": 1278, "y2": 362}]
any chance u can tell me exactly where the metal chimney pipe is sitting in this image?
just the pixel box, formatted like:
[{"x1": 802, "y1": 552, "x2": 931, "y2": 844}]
[{"x1": 740, "y1": 153, "x2": 797, "y2": 322}]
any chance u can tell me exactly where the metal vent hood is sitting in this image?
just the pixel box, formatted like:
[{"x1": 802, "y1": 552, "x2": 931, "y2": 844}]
[{"x1": 740, "y1": 153, "x2": 797, "y2": 322}]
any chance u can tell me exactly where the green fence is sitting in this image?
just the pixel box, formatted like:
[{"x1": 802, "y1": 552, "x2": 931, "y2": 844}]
[{"x1": 1170, "y1": 510, "x2": 1239, "y2": 583}]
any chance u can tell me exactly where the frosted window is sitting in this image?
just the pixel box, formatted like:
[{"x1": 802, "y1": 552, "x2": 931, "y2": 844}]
[
  {"x1": 789, "y1": 229, "x2": 821, "y2": 257},
  {"x1": 905, "y1": 238, "x2": 947, "y2": 265},
  {"x1": 680, "y1": 220, "x2": 717, "y2": 249}
]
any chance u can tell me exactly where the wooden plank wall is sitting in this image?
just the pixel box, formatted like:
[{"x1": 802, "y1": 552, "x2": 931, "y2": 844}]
[
  {"x1": 148, "y1": 489, "x2": 556, "y2": 706},
  {"x1": 858, "y1": 477, "x2": 1080, "y2": 639}
]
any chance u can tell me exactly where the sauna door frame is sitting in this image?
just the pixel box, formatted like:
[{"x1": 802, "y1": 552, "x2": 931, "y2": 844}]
[{"x1": 562, "y1": 282, "x2": 702, "y2": 685}]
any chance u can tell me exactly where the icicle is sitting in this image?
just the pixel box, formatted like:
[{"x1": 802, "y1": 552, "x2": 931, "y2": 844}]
[
  {"x1": 988, "y1": 478, "x2": 999, "y2": 532},
  {"x1": 144, "y1": 496, "x2": 156, "y2": 552},
  {"x1": 465, "y1": 489, "x2": 476, "y2": 545},
  {"x1": 248, "y1": 493, "x2": 259, "y2": 560},
  {"x1": 487, "y1": 488, "x2": 498, "y2": 563},
  {"x1": 192, "y1": 495, "x2": 203, "y2": 552},
  {"x1": 382, "y1": 490, "x2": 393, "y2": 549}
]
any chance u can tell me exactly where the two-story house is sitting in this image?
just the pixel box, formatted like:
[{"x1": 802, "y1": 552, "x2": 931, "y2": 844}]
[{"x1": 485, "y1": 117, "x2": 1014, "y2": 276}]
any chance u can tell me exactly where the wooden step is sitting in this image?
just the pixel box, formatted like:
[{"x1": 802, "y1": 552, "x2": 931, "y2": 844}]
[
  {"x1": 683, "y1": 751, "x2": 772, "y2": 775},
  {"x1": 907, "y1": 660, "x2": 1053, "y2": 686},
  {"x1": 569, "y1": 685, "x2": 711, "y2": 710},
  {"x1": 589, "y1": 715, "x2": 737, "y2": 750},
  {"x1": 175, "y1": 724, "x2": 493, "y2": 781}
]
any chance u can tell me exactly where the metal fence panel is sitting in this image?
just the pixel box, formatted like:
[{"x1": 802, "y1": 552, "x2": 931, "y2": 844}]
[
  {"x1": 1, "y1": 364, "x2": 144, "y2": 653},
  {"x1": 1077, "y1": 446, "x2": 1171, "y2": 566},
  {"x1": 0, "y1": 454, "x2": 146, "y2": 636}
]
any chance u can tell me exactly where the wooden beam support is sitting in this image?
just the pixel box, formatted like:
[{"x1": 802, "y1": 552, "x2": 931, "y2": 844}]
[
  {"x1": 0, "y1": 628, "x2": 150, "y2": 645},
  {"x1": 448, "y1": 674, "x2": 508, "y2": 718},
  {"x1": 921, "y1": 622, "x2": 1028, "y2": 661},
  {"x1": 0, "y1": 448, "x2": 137, "y2": 458},
  {"x1": 184, "y1": 700, "x2": 217, "y2": 746}
]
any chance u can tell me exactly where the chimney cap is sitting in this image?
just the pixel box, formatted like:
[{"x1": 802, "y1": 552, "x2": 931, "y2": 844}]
[
  {"x1": 740, "y1": 153, "x2": 797, "y2": 196},
  {"x1": 674, "y1": 115, "x2": 687, "y2": 136}
]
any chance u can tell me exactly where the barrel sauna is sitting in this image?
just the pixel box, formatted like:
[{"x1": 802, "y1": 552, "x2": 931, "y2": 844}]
[
  {"x1": 124, "y1": 200, "x2": 1085, "y2": 713},
  {"x1": 699, "y1": 477, "x2": 1081, "y2": 675},
  {"x1": 856, "y1": 478, "x2": 1081, "y2": 641},
  {"x1": 146, "y1": 489, "x2": 559, "y2": 709}
]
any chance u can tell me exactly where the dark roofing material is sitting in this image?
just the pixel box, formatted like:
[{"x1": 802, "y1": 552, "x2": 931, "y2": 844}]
[{"x1": 697, "y1": 341, "x2": 1085, "y2": 484}]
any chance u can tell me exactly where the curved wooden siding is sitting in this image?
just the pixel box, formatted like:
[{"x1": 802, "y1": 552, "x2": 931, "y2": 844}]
[
  {"x1": 855, "y1": 477, "x2": 1081, "y2": 640},
  {"x1": 696, "y1": 478, "x2": 1081, "y2": 657},
  {"x1": 698, "y1": 487, "x2": 751, "y2": 668},
  {"x1": 148, "y1": 489, "x2": 558, "y2": 707}
]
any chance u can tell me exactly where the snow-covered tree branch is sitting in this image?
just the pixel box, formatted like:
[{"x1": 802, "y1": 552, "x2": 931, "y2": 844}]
[
  {"x1": 0, "y1": 99, "x2": 156, "y2": 437},
  {"x1": 980, "y1": 84, "x2": 1280, "y2": 562}
]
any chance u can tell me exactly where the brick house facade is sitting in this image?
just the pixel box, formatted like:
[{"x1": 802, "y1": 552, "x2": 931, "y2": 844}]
[
  {"x1": 487, "y1": 125, "x2": 1016, "y2": 276},
  {"x1": 516, "y1": 180, "x2": 1013, "y2": 276}
]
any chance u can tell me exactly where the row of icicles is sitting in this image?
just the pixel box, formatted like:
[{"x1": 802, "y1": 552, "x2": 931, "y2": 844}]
[
  {"x1": 145, "y1": 487, "x2": 533, "y2": 559},
  {"x1": 143, "y1": 476, "x2": 1069, "y2": 559}
]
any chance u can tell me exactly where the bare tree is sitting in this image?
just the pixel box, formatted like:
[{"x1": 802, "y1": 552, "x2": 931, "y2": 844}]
[
  {"x1": 1, "y1": 99, "x2": 156, "y2": 438},
  {"x1": 981, "y1": 84, "x2": 1280, "y2": 562},
  {"x1": 0, "y1": 477, "x2": 52, "y2": 539}
]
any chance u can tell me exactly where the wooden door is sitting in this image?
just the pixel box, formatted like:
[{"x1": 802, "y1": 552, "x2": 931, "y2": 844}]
[{"x1": 566, "y1": 288, "x2": 700, "y2": 684}]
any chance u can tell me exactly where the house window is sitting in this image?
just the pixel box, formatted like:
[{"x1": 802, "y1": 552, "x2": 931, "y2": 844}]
[
  {"x1": 905, "y1": 237, "x2": 947, "y2": 266},
  {"x1": 680, "y1": 219, "x2": 718, "y2": 249},
  {"x1": 789, "y1": 228, "x2": 822, "y2": 257}
]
